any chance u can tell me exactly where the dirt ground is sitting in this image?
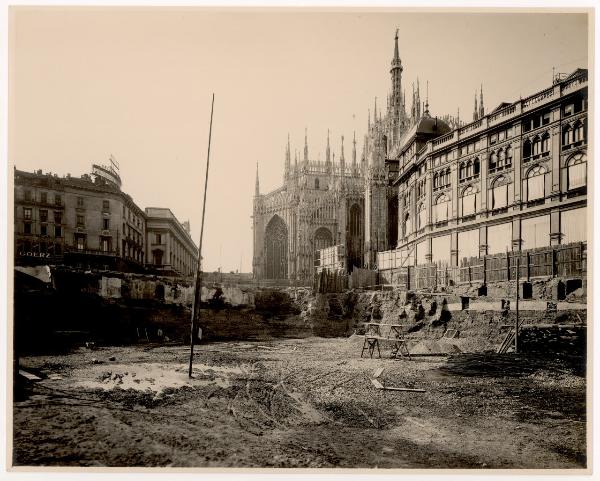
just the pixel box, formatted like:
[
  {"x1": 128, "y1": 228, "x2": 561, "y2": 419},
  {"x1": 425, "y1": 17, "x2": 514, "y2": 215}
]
[{"x1": 13, "y1": 337, "x2": 587, "y2": 469}]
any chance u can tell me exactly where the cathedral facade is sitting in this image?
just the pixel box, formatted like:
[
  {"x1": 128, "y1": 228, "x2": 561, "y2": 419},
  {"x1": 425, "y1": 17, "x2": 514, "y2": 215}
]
[{"x1": 252, "y1": 31, "x2": 443, "y2": 280}]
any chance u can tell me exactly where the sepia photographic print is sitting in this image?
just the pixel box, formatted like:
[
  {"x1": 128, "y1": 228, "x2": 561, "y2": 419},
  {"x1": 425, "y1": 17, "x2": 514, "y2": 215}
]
[{"x1": 4, "y1": 4, "x2": 594, "y2": 475}]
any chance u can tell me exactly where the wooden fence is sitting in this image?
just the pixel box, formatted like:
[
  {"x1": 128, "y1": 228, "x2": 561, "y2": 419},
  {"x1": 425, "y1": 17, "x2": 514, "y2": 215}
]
[{"x1": 380, "y1": 241, "x2": 586, "y2": 290}]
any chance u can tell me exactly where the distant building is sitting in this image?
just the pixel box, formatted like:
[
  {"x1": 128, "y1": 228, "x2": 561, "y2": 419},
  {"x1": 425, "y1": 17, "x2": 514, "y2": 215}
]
[
  {"x1": 145, "y1": 208, "x2": 198, "y2": 278},
  {"x1": 14, "y1": 161, "x2": 147, "y2": 271}
]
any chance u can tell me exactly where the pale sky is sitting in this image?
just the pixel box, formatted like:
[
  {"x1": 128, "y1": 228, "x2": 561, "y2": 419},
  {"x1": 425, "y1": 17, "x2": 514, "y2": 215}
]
[{"x1": 9, "y1": 8, "x2": 588, "y2": 272}]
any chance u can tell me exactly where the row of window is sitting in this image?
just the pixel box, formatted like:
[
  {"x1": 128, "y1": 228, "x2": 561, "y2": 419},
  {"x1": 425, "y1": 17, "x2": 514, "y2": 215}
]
[
  {"x1": 401, "y1": 155, "x2": 586, "y2": 236},
  {"x1": 23, "y1": 190, "x2": 62, "y2": 205}
]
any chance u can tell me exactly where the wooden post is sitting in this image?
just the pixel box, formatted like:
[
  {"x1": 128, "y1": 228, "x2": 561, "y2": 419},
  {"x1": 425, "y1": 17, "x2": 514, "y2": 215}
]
[
  {"x1": 515, "y1": 255, "x2": 520, "y2": 353},
  {"x1": 526, "y1": 251, "x2": 530, "y2": 281},
  {"x1": 189, "y1": 93, "x2": 215, "y2": 378},
  {"x1": 506, "y1": 251, "x2": 511, "y2": 281}
]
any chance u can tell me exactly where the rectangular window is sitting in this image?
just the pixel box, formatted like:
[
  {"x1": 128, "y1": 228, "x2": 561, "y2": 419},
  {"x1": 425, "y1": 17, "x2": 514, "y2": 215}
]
[
  {"x1": 156, "y1": 233, "x2": 162, "y2": 244},
  {"x1": 542, "y1": 113, "x2": 551, "y2": 125},
  {"x1": 24, "y1": 223, "x2": 31, "y2": 234},
  {"x1": 101, "y1": 238, "x2": 110, "y2": 252},
  {"x1": 527, "y1": 174, "x2": 545, "y2": 201},
  {"x1": 434, "y1": 202, "x2": 449, "y2": 222},
  {"x1": 75, "y1": 234, "x2": 85, "y2": 251},
  {"x1": 77, "y1": 215, "x2": 85, "y2": 226},
  {"x1": 458, "y1": 229, "x2": 479, "y2": 261},
  {"x1": 568, "y1": 162, "x2": 586, "y2": 190},
  {"x1": 462, "y1": 194, "x2": 476, "y2": 216},
  {"x1": 564, "y1": 104, "x2": 574, "y2": 116},
  {"x1": 54, "y1": 211, "x2": 62, "y2": 224},
  {"x1": 55, "y1": 225, "x2": 62, "y2": 237},
  {"x1": 521, "y1": 215, "x2": 550, "y2": 249},
  {"x1": 24, "y1": 190, "x2": 32, "y2": 201},
  {"x1": 54, "y1": 194, "x2": 62, "y2": 205},
  {"x1": 40, "y1": 209, "x2": 48, "y2": 222},
  {"x1": 492, "y1": 185, "x2": 508, "y2": 209},
  {"x1": 103, "y1": 218, "x2": 110, "y2": 230},
  {"x1": 23, "y1": 208, "x2": 32, "y2": 220},
  {"x1": 77, "y1": 196, "x2": 84, "y2": 207},
  {"x1": 561, "y1": 208, "x2": 586, "y2": 244},
  {"x1": 41, "y1": 192, "x2": 47, "y2": 203},
  {"x1": 40, "y1": 224, "x2": 47, "y2": 236},
  {"x1": 487, "y1": 222, "x2": 512, "y2": 255},
  {"x1": 431, "y1": 235, "x2": 451, "y2": 264}
]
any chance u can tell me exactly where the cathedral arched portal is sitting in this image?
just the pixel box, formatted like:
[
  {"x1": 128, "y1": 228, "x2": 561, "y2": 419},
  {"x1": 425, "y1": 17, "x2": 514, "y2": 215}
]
[
  {"x1": 313, "y1": 227, "x2": 334, "y2": 253},
  {"x1": 264, "y1": 215, "x2": 288, "y2": 279}
]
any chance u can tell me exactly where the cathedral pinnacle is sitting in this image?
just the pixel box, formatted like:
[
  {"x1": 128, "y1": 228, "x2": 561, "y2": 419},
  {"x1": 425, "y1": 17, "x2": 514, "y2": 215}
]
[
  {"x1": 352, "y1": 131, "x2": 357, "y2": 170},
  {"x1": 479, "y1": 84, "x2": 485, "y2": 118},
  {"x1": 255, "y1": 162, "x2": 260, "y2": 197},
  {"x1": 394, "y1": 28, "x2": 400, "y2": 61},
  {"x1": 326, "y1": 128, "x2": 331, "y2": 166},
  {"x1": 473, "y1": 91, "x2": 478, "y2": 121},
  {"x1": 340, "y1": 135, "x2": 345, "y2": 164},
  {"x1": 303, "y1": 127, "x2": 309, "y2": 163}
]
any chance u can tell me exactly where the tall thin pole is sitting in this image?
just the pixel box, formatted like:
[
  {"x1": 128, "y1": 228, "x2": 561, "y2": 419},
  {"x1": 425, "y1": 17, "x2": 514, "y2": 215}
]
[
  {"x1": 189, "y1": 93, "x2": 215, "y2": 378},
  {"x1": 515, "y1": 254, "x2": 520, "y2": 353}
]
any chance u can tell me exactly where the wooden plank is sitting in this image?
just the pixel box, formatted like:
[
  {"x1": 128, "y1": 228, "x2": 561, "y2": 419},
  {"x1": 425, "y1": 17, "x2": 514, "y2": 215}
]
[
  {"x1": 371, "y1": 378, "x2": 384, "y2": 389},
  {"x1": 19, "y1": 369, "x2": 42, "y2": 381}
]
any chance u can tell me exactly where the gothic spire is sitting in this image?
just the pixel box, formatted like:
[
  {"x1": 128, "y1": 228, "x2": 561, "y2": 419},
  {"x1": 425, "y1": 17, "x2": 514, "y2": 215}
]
[
  {"x1": 374, "y1": 97, "x2": 378, "y2": 123},
  {"x1": 254, "y1": 162, "x2": 260, "y2": 197},
  {"x1": 479, "y1": 84, "x2": 485, "y2": 118},
  {"x1": 340, "y1": 135, "x2": 345, "y2": 165},
  {"x1": 424, "y1": 80, "x2": 430, "y2": 116},
  {"x1": 393, "y1": 28, "x2": 400, "y2": 62},
  {"x1": 303, "y1": 127, "x2": 308, "y2": 163},
  {"x1": 473, "y1": 91, "x2": 478, "y2": 121},
  {"x1": 285, "y1": 133, "x2": 291, "y2": 177},
  {"x1": 352, "y1": 131, "x2": 357, "y2": 171},
  {"x1": 326, "y1": 128, "x2": 331, "y2": 166}
]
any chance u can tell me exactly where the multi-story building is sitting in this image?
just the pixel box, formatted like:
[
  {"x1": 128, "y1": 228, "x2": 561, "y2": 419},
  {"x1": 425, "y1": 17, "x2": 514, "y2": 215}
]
[
  {"x1": 145, "y1": 207, "x2": 198, "y2": 278},
  {"x1": 382, "y1": 67, "x2": 588, "y2": 269},
  {"x1": 252, "y1": 31, "x2": 587, "y2": 280},
  {"x1": 14, "y1": 160, "x2": 147, "y2": 271}
]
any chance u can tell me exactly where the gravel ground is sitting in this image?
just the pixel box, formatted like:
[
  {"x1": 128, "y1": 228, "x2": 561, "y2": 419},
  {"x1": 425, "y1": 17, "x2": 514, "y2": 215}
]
[{"x1": 13, "y1": 337, "x2": 587, "y2": 469}]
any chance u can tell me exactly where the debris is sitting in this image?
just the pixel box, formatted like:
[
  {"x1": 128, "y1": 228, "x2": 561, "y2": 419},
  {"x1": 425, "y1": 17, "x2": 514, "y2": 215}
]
[
  {"x1": 91, "y1": 358, "x2": 103, "y2": 364},
  {"x1": 108, "y1": 356, "x2": 116, "y2": 361},
  {"x1": 370, "y1": 378, "x2": 425, "y2": 393},
  {"x1": 19, "y1": 369, "x2": 41, "y2": 381},
  {"x1": 373, "y1": 367, "x2": 384, "y2": 379}
]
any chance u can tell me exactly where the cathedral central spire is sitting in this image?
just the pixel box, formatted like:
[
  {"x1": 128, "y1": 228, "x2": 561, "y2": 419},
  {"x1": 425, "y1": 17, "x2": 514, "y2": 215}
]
[
  {"x1": 303, "y1": 127, "x2": 309, "y2": 163},
  {"x1": 325, "y1": 128, "x2": 331, "y2": 168}
]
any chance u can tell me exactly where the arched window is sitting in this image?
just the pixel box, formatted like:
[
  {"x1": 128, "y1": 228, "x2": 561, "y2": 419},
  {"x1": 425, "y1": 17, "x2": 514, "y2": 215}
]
[
  {"x1": 523, "y1": 139, "x2": 532, "y2": 158},
  {"x1": 445, "y1": 168, "x2": 451, "y2": 186},
  {"x1": 434, "y1": 194, "x2": 450, "y2": 223},
  {"x1": 532, "y1": 136, "x2": 541, "y2": 156},
  {"x1": 466, "y1": 161, "x2": 473, "y2": 178},
  {"x1": 489, "y1": 152, "x2": 497, "y2": 170},
  {"x1": 563, "y1": 125, "x2": 573, "y2": 146},
  {"x1": 527, "y1": 165, "x2": 547, "y2": 201},
  {"x1": 541, "y1": 133, "x2": 550, "y2": 153},
  {"x1": 315, "y1": 178, "x2": 320, "y2": 189},
  {"x1": 573, "y1": 121, "x2": 585, "y2": 143},
  {"x1": 474, "y1": 158, "x2": 480, "y2": 176},
  {"x1": 433, "y1": 173, "x2": 439, "y2": 189},
  {"x1": 566, "y1": 153, "x2": 587, "y2": 190},
  {"x1": 461, "y1": 185, "x2": 478, "y2": 216},
  {"x1": 491, "y1": 175, "x2": 508, "y2": 210},
  {"x1": 459, "y1": 162, "x2": 466, "y2": 179},
  {"x1": 417, "y1": 203, "x2": 427, "y2": 230},
  {"x1": 506, "y1": 146, "x2": 513, "y2": 166}
]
